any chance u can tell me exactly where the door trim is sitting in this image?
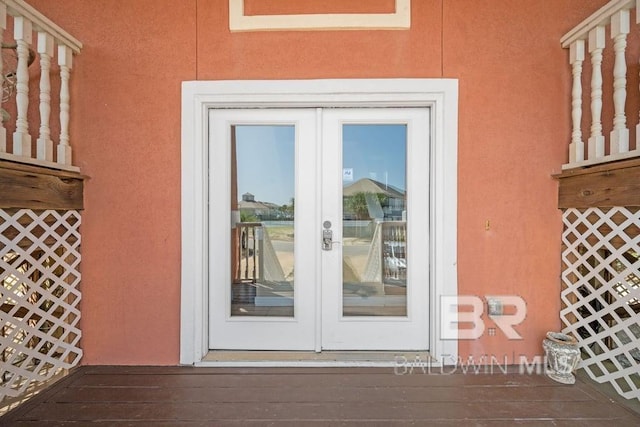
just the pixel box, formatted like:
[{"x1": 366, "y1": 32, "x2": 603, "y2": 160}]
[{"x1": 181, "y1": 79, "x2": 459, "y2": 365}]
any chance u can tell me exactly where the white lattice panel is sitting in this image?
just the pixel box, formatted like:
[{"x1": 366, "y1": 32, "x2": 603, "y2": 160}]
[
  {"x1": 561, "y1": 207, "x2": 640, "y2": 402},
  {"x1": 0, "y1": 209, "x2": 82, "y2": 402}
]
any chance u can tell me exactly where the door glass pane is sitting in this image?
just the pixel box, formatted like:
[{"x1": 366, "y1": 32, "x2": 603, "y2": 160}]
[
  {"x1": 230, "y1": 125, "x2": 295, "y2": 317},
  {"x1": 342, "y1": 124, "x2": 407, "y2": 317}
]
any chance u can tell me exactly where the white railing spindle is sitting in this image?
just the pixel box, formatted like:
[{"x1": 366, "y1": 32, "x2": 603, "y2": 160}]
[
  {"x1": 588, "y1": 26, "x2": 605, "y2": 161},
  {"x1": 36, "y1": 32, "x2": 53, "y2": 162},
  {"x1": 57, "y1": 45, "x2": 72, "y2": 166},
  {"x1": 636, "y1": 0, "x2": 640, "y2": 148},
  {"x1": 562, "y1": 0, "x2": 640, "y2": 170},
  {"x1": 569, "y1": 40, "x2": 585, "y2": 164},
  {"x1": 637, "y1": 58, "x2": 640, "y2": 146},
  {"x1": 11, "y1": 16, "x2": 31, "y2": 158},
  {"x1": 0, "y1": 0, "x2": 82, "y2": 172},
  {"x1": 0, "y1": 3, "x2": 6, "y2": 153},
  {"x1": 610, "y1": 9, "x2": 630, "y2": 155}
]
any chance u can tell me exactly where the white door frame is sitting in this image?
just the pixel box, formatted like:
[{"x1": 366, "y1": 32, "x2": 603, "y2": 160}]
[{"x1": 180, "y1": 79, "x2": 459, "y2": 365}]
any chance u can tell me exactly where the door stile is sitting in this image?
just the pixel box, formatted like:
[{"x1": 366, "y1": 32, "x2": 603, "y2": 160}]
[
  {"x1": 314, "y1": 107, "x2": 323, "y2": 353},
  {"x1": 319, "y1": 110, "x2": 344, "y2": 348}
]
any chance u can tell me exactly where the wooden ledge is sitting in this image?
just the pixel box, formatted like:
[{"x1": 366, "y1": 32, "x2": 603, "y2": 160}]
[
  {"x1": 0, "y1": 159, "x2": 85, "y2": 210},
  {"x1": 554, "y1": 158, "x2": 640, "y2": 209}
]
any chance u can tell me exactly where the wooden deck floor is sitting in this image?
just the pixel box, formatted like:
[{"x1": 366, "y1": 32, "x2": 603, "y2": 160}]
[{"x1": 2, "y1": 366, "x2": 639, "y2": 425}]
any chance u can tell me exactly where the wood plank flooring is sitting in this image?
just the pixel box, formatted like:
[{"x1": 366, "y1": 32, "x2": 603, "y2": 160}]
[{"x1": 2, "y1": 366, "x2": 639, "y2": 425}]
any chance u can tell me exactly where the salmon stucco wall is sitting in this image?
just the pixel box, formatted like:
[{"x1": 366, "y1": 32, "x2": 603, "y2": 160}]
[{"x1": 27, "y1": 0, "x2": 612, "y2": 365}]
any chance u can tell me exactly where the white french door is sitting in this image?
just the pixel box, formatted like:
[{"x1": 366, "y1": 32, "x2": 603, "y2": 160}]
[
  {"x1": 208, "y1": 109, "x2": 317, "y2": 350},
  {"x1": 320, "y1": 109, "x2": 430, "y2": 350},
  {"x1": 208, "y1": 107, "x2": 430, "y2": 351}
]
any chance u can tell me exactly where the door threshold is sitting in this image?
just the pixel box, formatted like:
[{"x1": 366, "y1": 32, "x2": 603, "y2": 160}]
[{"x1": 197, "y1": 351, "x2": 434, "y2": 367}]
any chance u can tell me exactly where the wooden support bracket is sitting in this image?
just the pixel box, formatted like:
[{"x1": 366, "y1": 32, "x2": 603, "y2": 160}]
[
  {"x1": 554, "y1": 158, "x2": 640, "y2": 208},
  {"x1": 0, "y1": 159, "x2": 84, "y2": 209}
]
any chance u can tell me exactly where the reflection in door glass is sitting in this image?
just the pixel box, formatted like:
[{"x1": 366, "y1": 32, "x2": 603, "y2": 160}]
[
  {"x1": 342, "y1": 124, "x2": 407, "y2": 316},
  {"x1": 230, "y1": 125, "x2": 295, "y2": 317}
]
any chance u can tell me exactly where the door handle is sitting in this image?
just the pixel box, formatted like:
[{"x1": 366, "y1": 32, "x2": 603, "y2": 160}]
[
  {"x1": 322, "y1": 229, "x2": 333, "y2": 251},
  {"x1": 322, "y1": 220, "x2": 339, "y2": 251}
]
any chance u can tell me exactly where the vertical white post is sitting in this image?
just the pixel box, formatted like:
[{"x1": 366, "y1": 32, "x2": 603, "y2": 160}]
[
  {"x1": 569, "y1": 40, "x2": 585, "y2": 164},
  {"x1": 610, "y1": 10, "x2": 630, "y2": 155},
  {"x1": 258, "y1": 227, "x2": 264, "y2": 284},
  {"x1": 12, "y1": 17, "x2": 32, "y2": 158},
  {"x1": 637, "y1": 57, "x2": 640, "y2": 150},
  {"x1": 588, "y1": 26, "x2": 605, "y2": 161},
  {"x1": 37, "y1": 32, "x2": 54, "y2": 162},
  {"x1": 0, "y1": 4, "x2": 6, "y2": 153},
  {"x1": 57, "y1": 45, "x2": 73, "y2": 166},
  {"x1": 636, "y1": 0, "x2": 640, "y2": 146}
]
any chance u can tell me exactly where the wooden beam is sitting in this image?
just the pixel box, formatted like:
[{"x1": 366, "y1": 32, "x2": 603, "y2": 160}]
[
  {"x1": 554, "y1": 158, "x2": 640, "y2": 208},
  {"x1": 0, "y1": 160, "x2": 84, "y2": 209}
]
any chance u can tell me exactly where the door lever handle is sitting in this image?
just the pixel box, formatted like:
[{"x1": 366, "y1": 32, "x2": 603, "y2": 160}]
[
  {"x1": 322, "y1": 229, "x2": 333, "y2": 251},
  {"x1": 322, "y1": 220, "x2": 340, "y2": 251}
]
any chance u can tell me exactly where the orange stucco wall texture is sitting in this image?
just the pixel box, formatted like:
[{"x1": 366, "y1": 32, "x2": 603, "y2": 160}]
[{"x1": 27, "y1": 0, "x2": 608, "y2": 365}]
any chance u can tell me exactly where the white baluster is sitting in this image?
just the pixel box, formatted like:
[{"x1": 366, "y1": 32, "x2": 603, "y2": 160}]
[
  {"x1": 569, "y1": 40, "x2": 585, "y2": 164},
  {"x1": 37, "y1": 32, "x2": 54, "y2": 162},
  {"x1": 0, "y1": 4, "x2": 6, "y2": 153},
  {"x1": 636, "y1": 0, "x2": 640, "y2": 148},
  {"x1": 588, "y1": 26, "x2": 605, "y2": 160},
  {"x1": 57, "y1": 45, "x2": 73, "y2": 166},
  {"x1": 610, "y1": 10, "x2": 630, "y2": 155},
  {"x1": 12, "y1": 17, "x2": 32, "y2": 158},
  {"x1": 635, "y1": 56, "x2": 640, "y2": 151}
]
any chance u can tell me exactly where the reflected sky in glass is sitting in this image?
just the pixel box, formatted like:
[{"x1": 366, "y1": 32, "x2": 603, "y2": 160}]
[
  {"x1": 343, "y1": 124, "x2": 406, "y2": 191},
  {"x1": 235, "y1": 126, "x2": 295, "y2": 206},
  {"x1": 235, "y1": 124, "x2": 406, "y2": 206}
]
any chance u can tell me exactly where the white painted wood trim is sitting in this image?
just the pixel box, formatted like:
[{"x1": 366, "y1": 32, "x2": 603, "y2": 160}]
[
  {"x1": 431, "y1": 88, "x2": 459, "y2": 366},
  {"x1": 3, "y1": 0, "x2": 82, "y2": 53},
  {"x1": 12, "y1": 16, "x2": 32, "y2": 158},
  {"x1": 314, "y1": 107, "x2": 323, "y2": 354},
  {"x1": 0, "y1": 209, "x2": 83, "y2": 398},
  {"x1": 57, "y1": 45, "x2": 73, "y2": 166},
  {"x1": 0, "y1": 4, "x2": 5, "y2": 154},
  {"x1": 561, "y1": 0, "x2": 634, "y2": 48},
  {"x1": 180, "y1": 79, "x2": 458, "y2": 365},
  {"x1": 562, "y1": 148, "x2": 640, "y2": 169},
  {"x1": 569, "y1": 40, "x2": 585, "y2": 164},
  {"x1": 180, "y1": 84, "x2": 209, "y2": 364},
  {"x1": 0, "y1": 3, "x2": 6, "y2": 29},
  {"x1": 0, "y1": 152, "x2": 79, "y2": 172},
  {"x1": 37, "y1": 32, "x2": 54, "y2": 162},
  {"x1": 229, "y1": 0, "x2": 410, "y2": 32}
]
